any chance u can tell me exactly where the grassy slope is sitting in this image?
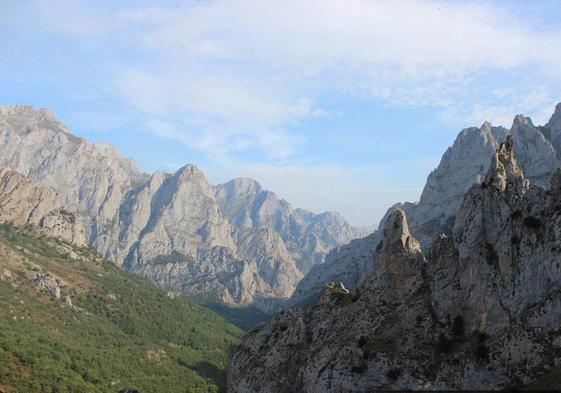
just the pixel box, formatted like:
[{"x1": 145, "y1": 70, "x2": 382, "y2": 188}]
[{"x1": 0, "y1": 224, "x2": 242, "y2": 393}]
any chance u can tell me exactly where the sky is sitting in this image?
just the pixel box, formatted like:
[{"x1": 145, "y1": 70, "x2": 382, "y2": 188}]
[{"x1": 2, "y1": 0, "x2": 561, "y2": 226}]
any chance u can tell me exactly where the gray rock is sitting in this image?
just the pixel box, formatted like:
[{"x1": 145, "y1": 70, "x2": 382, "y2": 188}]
[
  {"x1": 0, "y1": 105, "x2": 357, "y2": 310},
  {"x1": 214, "y1": 178, "x2": 358, "y2": 274},
  {"x1": 0, "y1": 168, "x2": 85, "y2": 244},
  {"x1": 0, "y1": 105, "x2": 146, "y2": 254},
  {"x1": 294, "y1": 105, "x2": 561, "y2": 308},
  {"x1": 34, "y1": 274, "x2": 60, "y2": 299},
  {"x1": 228, "y1": 138, "x2": 561, "y2": 391},
  {"x1": 0, "y1": 268, "x2": 12, "y2": 281}
]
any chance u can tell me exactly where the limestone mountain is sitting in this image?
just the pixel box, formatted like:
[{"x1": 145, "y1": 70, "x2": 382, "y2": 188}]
[
  {"x1": 214, "y1": 177, "x2": 356, "y2": 274},
  {"x1": 291, "y1": 104, "x2": 561, "y2": 306},
  {"x1": 0, "y1": 105, "x2": 146, "y2": 255},
  {"x1": 0, "y1": 167, "x2": 85, "y2": 245},
  {"x1": 109, "y1": 165, "x2": 303, "y2": 310},
  {"x1": 0, "y1": 105, "x2": 356, "y2": 310},
  {"x1": 229, "y1": 137, "x2": 561, "y2": 391}
]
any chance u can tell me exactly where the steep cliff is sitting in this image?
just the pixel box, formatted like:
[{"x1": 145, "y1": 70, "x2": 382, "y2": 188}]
[
  {"x1": 229, "y1": 138, "x2": 561, "y2": 391},
  {"x1": 0, "y1": 168, "x2": 85, "y2": 245},
  {"x1": 292, "y1": 105, "x2": 561, "y2": 306},
  {"x1": 0, "y1": 105, "x2": 354, "y2": 310},
  {"x1": 214, "y1": 178, "x2": 357, "y2": 274}
]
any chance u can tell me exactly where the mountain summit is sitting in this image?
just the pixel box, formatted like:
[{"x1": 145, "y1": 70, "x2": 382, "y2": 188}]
[
  {"x1": 0, "y1": 105, "x2": 358, "y2": 311},
  {"x1": 291, "y1": 103, "x2": 561, "y2": 307},
  {"x1": 229, "y1": 136, "x2": 561, "y2": 391}
]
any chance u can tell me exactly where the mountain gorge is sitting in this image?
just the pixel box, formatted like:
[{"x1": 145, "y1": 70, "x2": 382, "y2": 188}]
[
  {"x1": 0, "y1": 105, "x2": 358, "y2": 311},
  {"x1": 229, "y1": 134, "x2": 561, "y2": 391},
  {"x1": 5, "y1": 101, "x2": 561, "y2": 391}
]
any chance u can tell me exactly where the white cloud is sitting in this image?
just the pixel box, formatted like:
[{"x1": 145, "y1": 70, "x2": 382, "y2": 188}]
[
  {"x1": 30, "y1": 0, "x2": 561, "y2": 160},
  {"x1": 12, "y1": 0, "x2": 561, "y2": 224}
]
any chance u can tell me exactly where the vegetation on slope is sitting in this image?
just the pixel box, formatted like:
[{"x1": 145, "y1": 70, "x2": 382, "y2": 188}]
[{"x1": 0, "y1": 223, "x2": 242, "y2": 393}]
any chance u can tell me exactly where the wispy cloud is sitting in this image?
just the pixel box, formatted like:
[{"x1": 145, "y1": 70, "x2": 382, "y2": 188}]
[
  {"x1": 27, "y1": 0, "x2": 561, "y2": 159},
  {"x1": 6, "y1": 0, "x2": 561, "y2": 224}
]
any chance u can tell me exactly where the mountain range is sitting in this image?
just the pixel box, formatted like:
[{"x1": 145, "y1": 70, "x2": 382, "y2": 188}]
[
  {"x1": 290, "y1": 104, "x2": 561, "y2": 307},
  {"x1": 0, "y1": 105, "x2": 358, "y2": 312},
  {"x1": 3, "y1": 102, "x2": 561, "y2": 390},
  {"x1": 229, "y1": 131, "x2": 561, "y2": 391}
]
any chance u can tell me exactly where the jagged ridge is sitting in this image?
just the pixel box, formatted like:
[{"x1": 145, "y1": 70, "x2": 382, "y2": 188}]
[
  {"x1": 229, "y1": 135, "x2": 561, "y2": 391},
  {"x1": 292, "y1": 104, "x2": 561, "y2": 307},
  {"x1": 0, "y1": 105, "x2": 358, "y2": 311}
]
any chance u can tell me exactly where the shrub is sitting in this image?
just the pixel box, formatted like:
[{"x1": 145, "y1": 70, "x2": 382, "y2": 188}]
[
  {"x1": 523, "y1": 216, "x2": 542, "y2": 229},
  {"x1": 386, "y1": 367, "x2": 402, "y2": 380},
  {"x1": 436, "y1": 333, "x2": 453, "y2": 353},
  {"x1": 452, "y1": 315, "x2": 465, "y2": 337}
]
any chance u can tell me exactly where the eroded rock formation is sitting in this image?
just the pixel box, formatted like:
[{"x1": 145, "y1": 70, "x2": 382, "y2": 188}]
[{"x1": 229, "y1": 138, "x2": 561, "y2": 391}]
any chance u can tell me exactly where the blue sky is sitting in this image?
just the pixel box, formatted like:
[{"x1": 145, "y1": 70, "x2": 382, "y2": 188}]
[{"x1": 2, "y1": 0, "x2": 561, "y2": 226}]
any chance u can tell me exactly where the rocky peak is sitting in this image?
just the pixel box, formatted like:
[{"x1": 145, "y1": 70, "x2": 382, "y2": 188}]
[
  {"x1": 222, "y1": 177, "x2": 263, "y2": 195},
  {"x1": 547, "y1": 102, "x2": 561, "y2": 131},
  {"x1": 214, "y1": 176, "x2": 358, "y2": 274},
  {"x1": 545, "y1": 103, "x2": 561, "y2": 155},
  {"x1": 411, "y1": 123, "x2": 508, "y2": 245},
  {"x1": 371, "y1": 209, "x2": 423, "y2": 295},
  {"x1": 230, "y1": 114, "x2": 561, "y2": 391},
  {"x1": 512, "y1": 114, "x2": 533, "y2": 128},
  {"x1": 480, "y1": 120, "x2": 493, "y2": 135},
  {"x1": 484, "y1": 135, "x2": 529, "y2": 195},
  {"x1": 510, "y1": 113, "x2": 558, "y2": 186},
  {"x1": 376, "y1": 209, "x2": 419, "y2": 256}
]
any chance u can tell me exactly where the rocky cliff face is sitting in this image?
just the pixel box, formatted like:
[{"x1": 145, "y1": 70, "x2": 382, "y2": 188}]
[
  {"x1": 0, "y1": 105, "x2": 146, "y2": 253},
  {"x1": 229, "y1": 138, "x2": 561, "y2": 390},
  {"x1": 292, "y1": 105, "x2": 561, "y2": 306},
  {"x1": 214, "y1": 178, "x2": 357, "y2": 274},
  {"x1": 108, "y1": 165, "x2": 303, "y2": 309},
  {"x1": 288, "y1": 204, "x2": 401, "y2": 306},
  {"x1": 0, "y1": 168, "x2": 85, "y2": 244},
  {"x1": 0, "y1": 105, "x2": 354, "y2": 310}
]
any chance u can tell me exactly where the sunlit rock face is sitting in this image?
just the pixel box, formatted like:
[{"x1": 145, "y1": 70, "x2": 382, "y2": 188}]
[
  {"x1": 0, "y1": 105, "x2": 357, "y2": 310},
  {"x1": 214, "y1": 177, "x2": 358, "y2": 274},
  {"x1": 229, "y1": 138, "x2": 561, "y2": 391},
  {"x1": 0, "y1": 167, "x2": 85, "y2": 245},
  {"x1": 292, "y1": 105, "x2": 561, "y2": 308}
]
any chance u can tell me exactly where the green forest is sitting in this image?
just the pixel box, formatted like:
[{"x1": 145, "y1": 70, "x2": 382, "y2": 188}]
[{"x1": 0, "y1": 224, "x2": 242, "y2": 393}]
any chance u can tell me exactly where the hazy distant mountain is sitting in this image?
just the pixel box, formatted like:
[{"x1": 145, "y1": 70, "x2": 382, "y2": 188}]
[
  {"x1": 0, "y1": 105, "x2": 358, "y2": 311},
  {"x1": 214, "y1": 177, "x2": 357, "y2": 274},
  {"x1": 290, "y1": 104, "x2": 561, "y2": 306},
  {"x1": 229, "y1": 135, "x2": 561, "y2": 391}
]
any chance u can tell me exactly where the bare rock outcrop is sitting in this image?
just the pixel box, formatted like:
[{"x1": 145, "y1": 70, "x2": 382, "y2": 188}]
[
  {"x1": 214, "y1": 178, "x2": 358, "y2": 274},
  {"x1": 229, "y1": 139, "x2": 561, "y2": 391},
  {"x1": 293, "y1": 105, "x2": 561, "y2": 308},
  {"x1": 0, "y1": 105, "x2": 356, "y2": 310},
  {"x1": 0, "y1": 168, "x2": 85, "y2": 244},
  {"x1": 0, "y1": 105, "x2": 145, "y2": 252}
]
